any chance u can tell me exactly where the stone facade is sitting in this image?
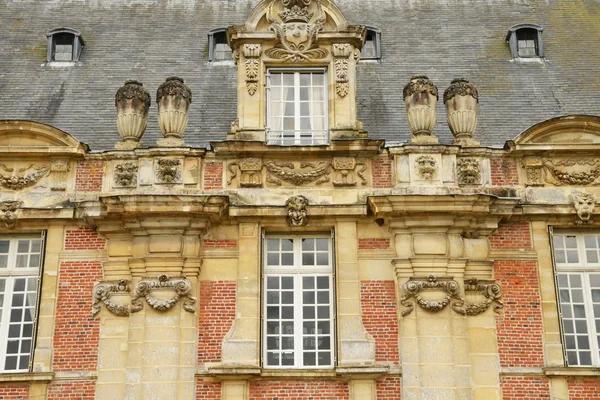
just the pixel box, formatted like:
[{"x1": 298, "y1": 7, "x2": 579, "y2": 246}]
[{"x1": 0, "y1": 0, "x2": 600, "y2": 399}]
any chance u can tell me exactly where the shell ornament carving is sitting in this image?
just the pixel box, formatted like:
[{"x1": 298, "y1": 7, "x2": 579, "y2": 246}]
[
  {"x1": 130, "y1": 275, "x2": 195, "y2": 313},
  {"x1": 92, "y1": 280, "x2": 131, "y2": 317}
]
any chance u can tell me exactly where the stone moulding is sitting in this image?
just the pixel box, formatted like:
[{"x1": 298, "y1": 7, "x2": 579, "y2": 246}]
[
  {"x1": 92, "y1": 279, "x2": 131, "y2": 317},
  {"x1": 130, "y1": 275, "x2": 195, "y2": 313},
  {"x1": 400, "y1": 275, "x2": 465, "y2": 316},
  {"x1": 0, "y1": 164, "x2": 49, "y2": 191},
  {"x1": 463, "y1": 277, "x2": 503, "y2": 316},
  {"x1": 333, "y1": 44, "x2": 351, "y2": 98}
]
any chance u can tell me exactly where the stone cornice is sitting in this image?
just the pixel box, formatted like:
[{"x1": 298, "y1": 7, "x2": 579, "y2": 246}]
[
  {"x1": 98, "y1": 194, "x2": 229, "y2": 218},
  {"x1": 211, "y1": 139, "x2": 383, "y2": 158}
]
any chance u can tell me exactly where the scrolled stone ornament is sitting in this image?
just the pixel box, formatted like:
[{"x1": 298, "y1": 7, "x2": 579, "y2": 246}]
[
  {"x1": 463, "y1": 278, "x2": 504, "y2": 316},
  {"x1": 130, "y1": 275, "x2": 196, "y2": 313},
  {"x1": 400, "y1": 275, "x2": 466, "y2": 316},
  {"x1": 92, "y1": 280, "x2": 131, "y2": 317}
]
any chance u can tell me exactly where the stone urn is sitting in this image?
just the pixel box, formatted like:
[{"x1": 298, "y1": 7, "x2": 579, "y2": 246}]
[
  {"x1": 403, "y1": 75, "x2": 439, "y2": 144},
  {"x1": 156, "y1": 76, "x2": 192, "y2": 147},
  {"x1": 444, "y1": 78, "x2": 479, "y2": 146},
  {"x1": 115, "y1": 80, "x2": 151, "y2": 150}
]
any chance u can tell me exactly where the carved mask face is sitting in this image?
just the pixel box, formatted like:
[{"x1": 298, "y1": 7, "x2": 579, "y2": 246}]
[
  {"x1": 284, "y1": 23, "x2": 309, "y2": 48},
  {"x1": 575, "y1": 196, "x2": 595, "y2": 222},
  {"x1": 417, "y1": 156, "x2": 437, "y2": 179},
  {"x1": 286, "y1": 195, "x2": 308, "y2": 227}
]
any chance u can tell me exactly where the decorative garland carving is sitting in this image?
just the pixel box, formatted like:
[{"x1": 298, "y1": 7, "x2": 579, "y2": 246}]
[
  {"x1": 92, "y1": 280, "x2": 131, "y2": 317},
  {"x1": 571, "y1": 192, "x2": 596, "y2": 225},
  {"x1": 400, "y1": 275, "x2": 465, "y2": 316},
  {"x1": 463, "y1": 278, "x2": 503, "y2": 316},
  {"x1": 265, "y1": 161, "x2": 330, "y2": 186},
  {"x1": 0, "y1": 201, "x2": 22, "y2": 228},
  {"x1": 332, "y1": 157, "x2": 367, "y2": 186},
  {"x1": 333, "y1": 44, "x2": 351, "y2": 98},
  {"x1": 243, "y1": 44, "x2": 262, "y2": 95},
  {"x1": 130, "y1": 275, "x2": 195, "y2": 313},
  {"x1": 113, "y1": 162, "x2": 138, "y2": 188},
  {"x1": 415, "y1": 155, "x2": 437, "y2": 180},
  {"x1": 265, "y1": 0, "x2": 328, "y2": 62},
  {"x1": 0, "y1": 164, "x2": 49, "y2": 190},
  {"x1": 228, "y1": 158, "x2": 263, "y2": 187},
  {"x1": 542, "y1": 158, "x2": 600, "y2": 186},
  {"x1": 155, "y1": 159, "x2": 182, "y2": 184},
  {"x1": 286, "y1": 195, "x2": 308, "y2": 226},
  {"x1": 457, "y1": 158, "x2": 481, "y2": 185}
]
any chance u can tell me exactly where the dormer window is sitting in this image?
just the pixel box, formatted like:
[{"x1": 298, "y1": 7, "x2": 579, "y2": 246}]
[
  {"x1": 506, "y1": 24, "x2": 544, "y2": 59},
  {"x1": 361, "y1": 26, "x2": 381, "y2": 60},
  {"x1": 46, "y1": 28, "x2": 84, "y2": 63},
  {"x1": 208, "y1": 28, "x2": 233, "y2": 62}
]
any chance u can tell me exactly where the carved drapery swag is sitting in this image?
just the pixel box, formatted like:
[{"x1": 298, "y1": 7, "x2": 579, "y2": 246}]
[
  {"x1": 265, "y1": 0, "x2": 328, "y2": 62},
  {"x1": 0, "y1": 164, "x2": 49, "y2": 191},
  {"x1": 463, "y1": 278, "x2": 503, "y2": 316},
  {"x1": 130, "y1": 275, "x2": 196, "y2": 313},
  {"x1": 92, "y1": 280, "x2": 131, "y2": 317},
  {"x1": 400, "y1": 275, "x2": 465, "y2": 316}
]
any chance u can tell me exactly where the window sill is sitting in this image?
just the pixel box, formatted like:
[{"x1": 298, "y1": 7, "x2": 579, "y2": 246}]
[
  {"x1": 544, "y1": 366, "x2": 600, "y2": 377},
  {"x1": 199, "y1": 365, "x2": 392, "y2": 380},
  {"x1": 0, "y1": 371, "x2": 54, "y2": 383},
  {"x1": 510, "y1": 57, "x2": 545, "y2": 64}
]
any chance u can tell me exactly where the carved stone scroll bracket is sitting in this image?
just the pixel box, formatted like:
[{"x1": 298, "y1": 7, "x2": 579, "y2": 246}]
[
  {"x1": 130, "y1": 275, "x2": 195, "y2": 313},
  {"x1": 0, "y1": 201, "x2": 22, "y2": 229},
  {"x1": 332, "y1": 157, "x2": 367, "y2": 186},
  {"x1": 228, "y1": 158, "x2": 263, "y2": 187},
  {"x1": 0, "y1": 164, "x2": 49, "y2": 191},
  {"x1": 400, "y1": 275, "x2": 465, "y2": 317},
  {"x1": 523, "y1": 157, "x2": 544, "y2": 186},
  {"x1": 92, "y1": 279, "x2": 131, "y2": 318},
  {"x1": 457, "y1": 158, "x2": 481, "y2": 186},
  {"x1": 155, "y1": 158, "x2": 182, "y2": 184},
  {"x1": 333, "y1": 44, "x2": 351, "y2": 98},
  {"x1": 243, "y1": 44, "x2": 262, "y2": 96},
  {"x1": 415, "y1": 155, "x2": 438, "y2": 180},
  {"x1": 113, "y1": 162, "x2": 138, "y2": 188},
  {"x1": 286, "y1": 195, "x2": 309, "y2": 227},
  {"x1": 463, "y1": 278, "x2": 503, "y2": 316},
  {"x1": 571, "y1": 192, "x2": 596, "y2": 225},
  {"x1": 50, "y1": 159, "x2": 70, "y2": 191}
]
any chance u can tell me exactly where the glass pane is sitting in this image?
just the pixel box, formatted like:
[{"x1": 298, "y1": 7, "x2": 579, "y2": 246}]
[
  {"x1": 565, "y1": 236, "x2": 577, "y2": 248},
  {"x1": 317, "y1": 291, "x2": 329, "y2": 304},
  {"x1": 17, "y1": 240, "x2": 29, "y2": 253},
  {"x1": 302, "y1": 253, "x2": 314, "y2": 265},
  {"x1": 271, "y1": 73, "x2": 282, "y2": 86},
  {"x1": 303, "y1": 277, "x2": 314, "y2": 289},
  {"x1": 4, "y1": 356, "x2": 17, "y2": 370},
  {"x1": 14, "y1": 279, "x2": 25, "y2": 292},
  {"x1": 6, "y1": 341, "x2": 18, "y2": 354},
  {"x1": 313, "y1": 74, "x2": 324, "y2": 86},
  {"x1": 281, "y1": 239, "x2": 293, "y2": 251},
  {"x1": 567, "y1": 251, "x2": 579, "y2": 264},
  {"x1": 317, "y1": 277, "x2": 329, "y2": 289},
  {"x1": 282, "y1": 337, "x2": 294, "y2": 350},
  {"x1": 267, "y1": 352, "x2": 279, "y2": 366},
  {"x1": 31, "y1": 240, "x2": 41, "y2": 253},
  {"x1": 282, "y1": 292, "x2": 293, "y2": 304},
  {"x1": 299, "y1": 74, "x2": 310, "y2": 86},
  {"x1": 267, "y1": 337, "x2": 279, "y2": 350},
  {"x1": 316, "y1": 239, "x2": 328, "y2": 251},
  {"x1": 267, "y1": 321, "x2": 279, "y2": 334},
  {"x1": 302, "y1": 239, "x2": 314, "y2": 251},
  {"x1": 282, "y1": 74, "x2": 294, "y2": 86},
  {"x1": 28, "y1": 254, "x2": 40, "y2": 268},
  {"x1": 18, "y1": 356, "x2": 29, "y2": 371},
  {"x1": 267, "y1": 307, "x2": 279, "y2": 319},
  {"x1": 577, "y1": 335, "x2": 590, "y2": 349},
  {"x1": 587, "y1": 251, "x2": 598, "y2": 263},
  {"x1": 282, "y1": 353, "x2": 294, "y2": 366},
  {"x1": 303, "y1": 306, "x2": 315, "y2": 319},
  {"x1": 16, "y1": 255, "x2": 27, "y2": 268},
  {"x1": 580, "y1": 351, "x2": 592, "y2": 365},
  {"x1": 267, "y1": 291, "x2": 279, "y2": 304},
  {"x1": 318, "y1": 352, "x2": 331, "y2": 366},
  {"x1": 281, "y1": 306, "x2": 294, "y2": 319},
  {"x1": 303, "y1": 337, "x2": 315, "y2": 350},
  {"x1": 303, "y1": 352, "x2": 316, "y2": 366},
  {"x1": 282, "y1": 277, "x2": 293, "y2": 289},
  {"x1": 555, "y1": 251, "x2": 566, "y2": 264},
  {"x1": 303, "y1": 291, "x2": 315, "y2": 304},
  {"x1": 267, "y1": 277, "x2": 279, "y2": 289},
  {"x1": 318, "y1": 306, "x2": 330, "y2": 319},
  {"x1": 319, "y1": 337, "x2": 331, "y2": 350},
  {"x1": 281, "y1": 253, "x2": 294, "y2": 266}
]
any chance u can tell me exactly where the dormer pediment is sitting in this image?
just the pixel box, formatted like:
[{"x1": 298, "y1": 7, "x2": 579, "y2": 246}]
[
  {"x1": 0, "y1": 120, "x2": 89, "y2": 155},
  {"x1": 508, "y1": 115, "x2": 600, "y2": 151}
]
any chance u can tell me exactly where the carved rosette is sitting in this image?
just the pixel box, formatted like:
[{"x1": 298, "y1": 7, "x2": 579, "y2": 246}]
[
  {"x1": 228, "y1": 158, "x2": 263, "y2": 187},
  {"x1": 92, "y1": 280, "x2": 131, "y2": 317},
  {"x1": 157, "y1": 77, "x2": 192, "y2": 147},
  {"x1": 130, "y1": 275, "x2": 196, "y2": 313},
  {"x1": 0, "y1": 201, "x2": 22, "y2": 228},
  {"x1": 443, "y1": 78, "x2": 479, "y2": 146},
  {"x1": 286, "y1": 195, "x2": 309, "y2": 226},
  {"x1": 457, "y1": 158, "x2": 481, "y2": 185},
  {"x1": 333, "y1": 44, "x2": 351, "y2": 98},
  {"x1": 463, "y1": 278, "x2": 503, "y2": 316},
  {"x1": 50, "y1": 159, "x2": 70, "y2": 191},
  {"x1": 571, "y1": 192, "x2": 596, "y2": 225},
  {"x1": 332, "y1": 157, "x2": 367, "y2": 186},
  {"x1": 113, "y1": 162, "x2": 138, "y2": 188},
  {"x1": 265, "y1": 161, "x2": 331, "y2": 186},
  {"x1": 403, "y1": 75, "x2": 438, "y2": 144},
  {"x1": 243, "y1": 44, "x2": 262, "y2": 95},
  {"x1": 415, "y1": 155, "x2": 437, "y2": 180},
  {"x1": 155, "y1": 159, "x2": 182, "y2": 184},
  {"x1": 0, "y1": 164, "x2": 49, "y2": 191},
  {"x1": 400, "y1": 275, "x2": 465, "y2": 316},
  {"x1": 115, "y1": 80, "x2": 151, "y2": 150}
]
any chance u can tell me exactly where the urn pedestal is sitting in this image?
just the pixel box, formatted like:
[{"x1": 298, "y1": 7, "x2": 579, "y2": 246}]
[
  {"x1": 115, "y1": 80, "x2": 150, "y2": 150},
  {"x1": 403, "y1": 75, "x2": 439, "y2": 144},
  {"x1": 156, "y1": 77, "x2": 192, "y2": 147},
  {"x1": 444, "y1": 78, "x2": 479, "y2": 147}
]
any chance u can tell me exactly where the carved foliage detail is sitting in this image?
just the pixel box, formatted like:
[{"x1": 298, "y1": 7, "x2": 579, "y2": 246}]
[
  {"x1": 92, "y1": 280, "x2": 131, "y2": 317},
  {"x1": 400, "y1": 275, "x2": 465, "y2": 316},
  {"x1": 415, "y1": 155, "x2": 437, "y2": 180},
  {"x1": 265, "y1": 161, "x2": 331, "y2": 186},
  {"x1": 243, "y1": 44, "x2": 262, "y2": 95},
  {"x1": 155, "y1": 159, "x2": 182, "y2": 184},
  {"x1": 0, "y1": 164, "x2": 49, "y2": 191},
  {"x1": 0, "y1": 201, "x2": 22, "y2": 228},
  {"x1": 542, "y1": 158, "x2": 600, "y2": 186},
  {"x1": 114, "y1": 162, "x2": 138, "y2": 188},
  {"x1": 332, "y1": 157, "x2": 367, "y2": 186},
  {"x1": 571, "y1": 192, "x2": 596, "y2": 225},
  {"x1": 131, "y1": 275, "x2": 195, "y2": 313},
  {"x1": 463, "y1": 278, "x2": 503, "y2": 316},
  {"x1": 457, "y1": 158, "x2": 481, "y2": 185},
  {"x1": 333, "y1": 44, "x2": 350, "y2": 98},
  {"x1": 286, "y1": 195, "x2": 309, "y2": 227}
]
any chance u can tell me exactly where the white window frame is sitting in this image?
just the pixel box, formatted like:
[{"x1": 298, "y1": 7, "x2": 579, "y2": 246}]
[
  {"x1": 552, "y1": 229, "x2": 600, "y2": 366},
  {"x1": 0, "y1": 234, "x2": 44, "y2": 373},
  {"x1": 262, "y1": 234, "x2": 335, "y2": 369},
  {"x1": 266, "y1": 68, "x2": 329, "y2": 146}
]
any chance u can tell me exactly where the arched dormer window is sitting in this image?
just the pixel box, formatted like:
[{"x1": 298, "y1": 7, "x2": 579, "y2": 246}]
[
  {"x1": 506, "y1": 24, "x2": 544, "y2": 59},
  {"x1": 208, "y1": 28, "x2": 233, "y2": 62},
  {"x1": 361, "y1": 25, "x2": 381, "y2": 60},
  {"x1": 46, "y1": 28, "x2": 84, "y2": 63}
]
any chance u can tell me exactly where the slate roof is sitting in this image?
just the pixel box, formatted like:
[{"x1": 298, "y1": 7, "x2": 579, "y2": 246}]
[{"x1": 1, "y1": 0, "x2": 599, "y2": 151}]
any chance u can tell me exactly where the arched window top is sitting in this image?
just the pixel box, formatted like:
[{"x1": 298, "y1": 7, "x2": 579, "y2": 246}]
[
  {"x1": 46, "y1": 27, "x2": 85, "y2": 63},
  {"x1": 361, "y1": 25, "x2": 381, "y2": 60},
  {"x1": 505, "y1": 23, "x2": 543, "y2": 39},
  {"x1": 506, "y1": 24, "x2": 544, "y2": 59},
  {"x1": 208, "y1": 28, "x2": 232, "y2": 62}
]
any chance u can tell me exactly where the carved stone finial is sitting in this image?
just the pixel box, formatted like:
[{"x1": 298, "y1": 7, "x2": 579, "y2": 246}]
[
  {"x1": 571, "y1": 192, "x2": 596, "y2": 224},
  {"x1": 130, "y1": 275, "x2": 196, "y2": 313},
  {"x1": 403, "y1": 75, "x2": 438, "y2": 144},
  {"x1": 286, "y1": 195, "x2": 309, "y2": 226},
  {"x1": 115, "y1": 80, "x2": 151, "y2": 150},
  {"x1": 0, "y1": 201, "x2": 22, "y2": 228},
  {"x1": 156, "y1": 77, "x2": 192, "y2": 147},
  {"x1": 444, "y1": 78, "x2": 480, "y2": 146}
]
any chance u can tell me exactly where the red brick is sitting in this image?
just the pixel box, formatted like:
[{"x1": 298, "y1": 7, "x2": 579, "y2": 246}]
[
  {"x1": 0, "y1": 385, "x2": 29, "y2": 400},
  {"x1": 377, "y1": 377, "x2": 401, "y2": 399},
  {"x1": 495, "y1": 260, "x2": 545, "y2": 368},
  {"x1": 48, "y1": 381, "x2": 95, "y2": 400},
  {"x1": 358, "y1": 238, "x2": 390, "y2": 250},
  {"x1": 490, "y1": 157, "x2": 519, "y2": 186},
  {"x1": 249, "y1": 381, "x2": 349, "y2": 399},
  {"x1": 203, "y1": 239, "x2": 237, "y2": 249},
  {"x1": 501, "y1": 376, "x2": 550, "y2": 399},
  {"x1": 198, "y1": 281, "x2": 236, "y2": 364},
  {"x1": 53, "y1": 261, "x2": 102, "y2": 372},
  {"x1": 203, "y1": 161, "x2": 223, "y2": 190},
  {"x1": 372, "y1": 157, "x2": 393, "y2": 188},
  {"x1": 361, "y1": 280, "x2": 399, "y2": 363},
  {"x1": 196, "y1": 380, "x2": 221, "y2": 400},
  {"x1": 64, "y1": 227, "x2": 106, "y2": 251},
  {"x1": 489, "y1": 221, "x2": 532, "y2": 250},
  {"x1": 569, "y1": 378, "x2": 600, "y2": 399},
  {"x1": 75, "y1": 160, "x2": 104, "y2": 192}
]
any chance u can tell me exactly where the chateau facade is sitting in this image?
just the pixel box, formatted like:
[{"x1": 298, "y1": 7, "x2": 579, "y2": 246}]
[{"x1": 1, "y1": 0, "x2": 600, "y2": 399}]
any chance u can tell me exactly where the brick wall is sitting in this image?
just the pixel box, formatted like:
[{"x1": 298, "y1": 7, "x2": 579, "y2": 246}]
[
  {"x1": 489, "y1": 221, "x2": 532, "y2": 250},
  {"x1": 196, "y1": 380, "x2": 221, "y2": 400},
  {"x1": 500, "y1": 376, "x2": 550, "y2": 399},
  {"x1": 47, "y1": 381, "x2": 95, "y2": 400},
  {"x1": 361, "y1": 280, "x2": 399, "y2": 363},
  {"x1": 53, "y1": 261, "x2": 102, "y2": 371},
  {"x1": 490, "y1": 157, "x2": 519, "y2": 186},
  {"x1": 203, "y1": 161, "x2": 223, "y2": 190},
  {"x1": 203, "y1": 239, "x2": 237, "y2": 249},
  {"x1": 358, "y1": 238, "x2": 390, "y2": 250},
  {"x1": 75, "y1": 160, "x2": 104, "y2": 191},
  {"x1": 198, "y1": 281, "x2": 236, "y2": 364},
  {"x1": 0, "y1": 385, "x2": 29, "y2": 399},
  {"x1": 569, "y1": 379, "x2": 600, "y2": 399},
  {"x1": 249, "y1": 381, "x2": 349, "y2": 399},
  {"x1": 495, "y1": 260, "x2": 544, "y2": 368},
  {"x1": 64, "y1": 227, "x2": 106, "y2": 251},
  {"x1": 377, "y1": 377, "x2": 401, "y2": 399},
  {"x1": 372, "y1": 157, "x2": 392, "y2": 188}
]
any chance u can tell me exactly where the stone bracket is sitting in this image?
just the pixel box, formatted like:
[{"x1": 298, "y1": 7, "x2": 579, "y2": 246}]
[
  {"x1": 463, "y1": 277, "x2": 503, "y2": 316},
  {"x1": 131, "y1": 274, "x2": 195, "y2": 313},
  {"x1": 92, "y1": 279, "x2": 131, "y2": 317}
]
